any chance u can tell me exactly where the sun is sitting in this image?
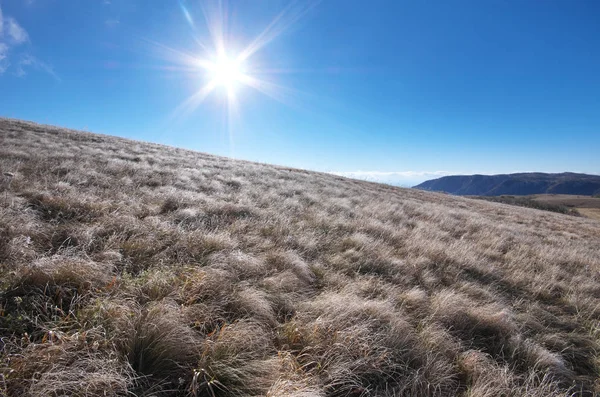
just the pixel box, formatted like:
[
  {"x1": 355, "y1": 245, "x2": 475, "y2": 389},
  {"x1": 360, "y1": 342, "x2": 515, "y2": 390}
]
[
  {"x1": 162, "y1": 0, "x2": 319, "y2": 126},
  {"x1": 207, "y1": 54, "x2": 247, "y2": 92}
]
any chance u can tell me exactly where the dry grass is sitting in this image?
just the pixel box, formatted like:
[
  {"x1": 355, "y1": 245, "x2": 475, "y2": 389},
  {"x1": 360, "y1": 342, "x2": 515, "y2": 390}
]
[
  {"x1": 1, "y1": 117, "x2": 599, "y2": 396},
  {"x1": 530, "y1": 194, "x2": 600, "y2": 209},
  {"x1": 577, "y1": 208, "x2": 600, "y2": 221}
]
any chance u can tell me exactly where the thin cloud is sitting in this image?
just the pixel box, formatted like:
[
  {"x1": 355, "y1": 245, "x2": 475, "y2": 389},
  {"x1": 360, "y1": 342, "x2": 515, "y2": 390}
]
[
  {"x1": 16, "y1": 53, "x2": 60, "y2": 80},
  {"x1": 105, "y1": 18, "x2": 120, "y2": 28},
  {"x1": 0, "y1": 43, "x2": 8, "y2": 73},
  {"x1": 0, "y1": 6, "x2": 56, "y2": 78},
  {"x1": 6, "y1": 17, "x2": 28, "y2": 44}
]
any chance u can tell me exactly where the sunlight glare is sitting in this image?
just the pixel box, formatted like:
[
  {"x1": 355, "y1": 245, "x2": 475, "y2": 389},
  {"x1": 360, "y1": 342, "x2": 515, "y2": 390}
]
[
  {"x1": 208, "y1": 55, "x2": 246, "y2": 91},
  {"x1": 157, "y1": 0, "x2": 320, "y2": 152}
]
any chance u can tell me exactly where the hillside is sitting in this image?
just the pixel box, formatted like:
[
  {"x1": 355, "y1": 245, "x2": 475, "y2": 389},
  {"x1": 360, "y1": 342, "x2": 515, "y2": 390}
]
[
  {"x1": 413, "y1": 173, "x2": 600, "y2": 196},
  {"x1": 1, "y1": 118, "x2": 600, "y2": 397}
]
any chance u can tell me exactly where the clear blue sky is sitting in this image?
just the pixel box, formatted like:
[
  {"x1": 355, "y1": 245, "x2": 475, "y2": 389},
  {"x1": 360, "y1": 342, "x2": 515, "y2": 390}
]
[{"x1": 1, "y1": 0, "x2": 599, "y2": 185}]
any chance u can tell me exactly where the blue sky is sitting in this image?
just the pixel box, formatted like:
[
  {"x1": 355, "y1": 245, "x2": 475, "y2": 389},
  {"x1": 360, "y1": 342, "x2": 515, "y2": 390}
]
[{"x1": 1, "y1": 0, "x2": 599, "y2": 186}]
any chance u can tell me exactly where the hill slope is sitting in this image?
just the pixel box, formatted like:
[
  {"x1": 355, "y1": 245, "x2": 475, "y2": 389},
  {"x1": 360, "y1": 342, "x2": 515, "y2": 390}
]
[
  {"x1": 1, "y1": 118, "x2": 600, "y2": 396},
  {"x1": 413, "y1": 172, "x2": 600, "y2": 196}
]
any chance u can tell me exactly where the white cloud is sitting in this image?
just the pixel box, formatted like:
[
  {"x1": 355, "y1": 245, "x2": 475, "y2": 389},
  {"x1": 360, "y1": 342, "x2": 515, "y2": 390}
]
[
  {"x1": 0, "y1": 6, "x2": 55, "y2": 78},
  {"x1": 0, "y1": 43, "x2": 9, "y2": 73},
  {"x1": 329, "y1": 170, "x2": 453, "y2": 187},
  {"x1": 16, "y1": 53, "x2": 59, "y2": 80},
  {"x1": 6, "y1": 17, "x2": 28, "y2": 44}
]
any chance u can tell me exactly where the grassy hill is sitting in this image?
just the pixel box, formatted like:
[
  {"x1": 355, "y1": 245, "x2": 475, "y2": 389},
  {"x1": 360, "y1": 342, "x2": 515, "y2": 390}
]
[{"x1": 1, "y1": 118, "x2": 600, "y2": 396}]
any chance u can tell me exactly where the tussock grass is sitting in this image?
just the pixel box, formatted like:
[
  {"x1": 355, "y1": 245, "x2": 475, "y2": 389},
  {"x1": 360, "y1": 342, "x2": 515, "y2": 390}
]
[
  {"x1": 1, "y1": 118, "x2": 599, "y2": 396},
  {"x1": 126, "y1": 302, "x2": 200, "y2": 394},
  {"x1": 6, "y1": 336, "x2": 133, "y2": 397}
]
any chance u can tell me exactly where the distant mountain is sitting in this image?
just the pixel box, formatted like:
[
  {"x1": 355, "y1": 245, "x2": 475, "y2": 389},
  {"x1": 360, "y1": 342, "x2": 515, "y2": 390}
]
[{"x1": 413, "y1": 172, "x2": 600, "y2": 196}]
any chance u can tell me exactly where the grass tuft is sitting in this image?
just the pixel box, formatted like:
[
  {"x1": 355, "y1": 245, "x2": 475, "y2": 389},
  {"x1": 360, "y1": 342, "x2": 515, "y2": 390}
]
[{"x1": 126, "y1": 302, "x2": 200, "y2": 394}]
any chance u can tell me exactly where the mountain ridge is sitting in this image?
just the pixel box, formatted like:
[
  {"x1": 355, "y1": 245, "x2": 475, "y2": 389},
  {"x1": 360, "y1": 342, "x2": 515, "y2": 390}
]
[{"x1": 413, "y1": 172, "x2": 600, "y2": 196}]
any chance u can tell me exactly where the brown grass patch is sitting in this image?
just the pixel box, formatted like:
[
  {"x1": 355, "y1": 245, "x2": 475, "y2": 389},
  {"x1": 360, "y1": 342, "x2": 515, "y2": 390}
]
[{"x1": 577, "y1": 207, "x2": 600, "y2": 221}]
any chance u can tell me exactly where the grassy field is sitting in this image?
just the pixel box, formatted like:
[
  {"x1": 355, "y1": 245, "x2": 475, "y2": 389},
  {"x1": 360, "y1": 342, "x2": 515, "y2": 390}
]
[
  {"x1": 471, "y1": 194, "x2": 600, "y2": 221},
  {"x1": 531, "y1": 195, "x2": 600, "y2": 221},
  {"x1": 576, "y1": 208, "x2": 600, "y2": 221},
  {"x1": 1, "y1": 118, "x2": 600, "y2": 396},
  {"x1": 530, "y1": 194, "x2": 600, "y2": 209},
  {"x1": 470, "y1": 195, "x2": 581, "y2": 217}
]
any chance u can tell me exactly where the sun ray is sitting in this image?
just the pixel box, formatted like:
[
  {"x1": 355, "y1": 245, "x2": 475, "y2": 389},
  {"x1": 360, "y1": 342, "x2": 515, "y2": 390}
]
[
  {"x1": 179, "y1": 1, "x2": 195, "y2": 29},
  {"x1": 170, "y1": 79, "x2": 219, "y2": 121},
  {"x1": 237, "y1": 0, "x2": 320, "y2": 62},
  {"x1": 236, "y1": 74, "x2": 304, "y2": 108},
  {"x1": 200, "y1": 0, "x2": 227, "y2": 57},
  {"x1": 226, "y1": 87, "x2": 239, "y2": 158},
  {"x1": 141, "y1": 37, "x2": 210, "y2": 70}
]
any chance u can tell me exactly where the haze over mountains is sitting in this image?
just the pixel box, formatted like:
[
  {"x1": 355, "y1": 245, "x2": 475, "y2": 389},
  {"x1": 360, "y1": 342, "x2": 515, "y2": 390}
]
[{"x1": 414, "y1": 172, "x2": 600, "y2": 196}]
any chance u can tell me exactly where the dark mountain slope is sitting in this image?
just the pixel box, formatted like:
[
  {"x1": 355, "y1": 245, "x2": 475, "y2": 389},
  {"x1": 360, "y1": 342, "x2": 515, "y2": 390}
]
[{"x1": 414, "y1": 172, "x2": 600, "y2": 196}]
